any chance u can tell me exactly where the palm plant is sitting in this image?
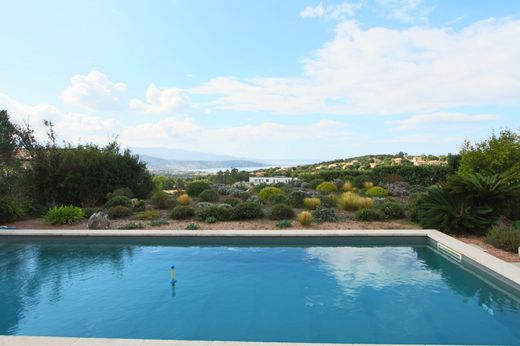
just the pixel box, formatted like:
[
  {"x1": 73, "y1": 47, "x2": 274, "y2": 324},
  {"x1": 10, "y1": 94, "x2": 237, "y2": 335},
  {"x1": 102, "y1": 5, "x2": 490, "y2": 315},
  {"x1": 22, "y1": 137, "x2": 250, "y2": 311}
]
[{"x1": 417, "y1": 186, "x2": 496, "y2": 235}]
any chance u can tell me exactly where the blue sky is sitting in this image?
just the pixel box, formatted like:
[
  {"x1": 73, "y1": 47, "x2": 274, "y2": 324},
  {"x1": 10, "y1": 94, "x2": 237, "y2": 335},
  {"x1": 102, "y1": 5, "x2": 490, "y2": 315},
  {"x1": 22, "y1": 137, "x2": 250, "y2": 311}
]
[{"x1": 1, "y1": 0, "x2": 519, "y2": 161}]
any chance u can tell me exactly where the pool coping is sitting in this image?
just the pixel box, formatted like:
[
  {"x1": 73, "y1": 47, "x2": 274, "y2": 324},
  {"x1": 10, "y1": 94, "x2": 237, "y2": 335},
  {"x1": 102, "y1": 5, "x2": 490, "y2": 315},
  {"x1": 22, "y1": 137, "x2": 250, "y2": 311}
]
[{"x1": 1, "y1": 228, "x2": 520, "y2": 346}]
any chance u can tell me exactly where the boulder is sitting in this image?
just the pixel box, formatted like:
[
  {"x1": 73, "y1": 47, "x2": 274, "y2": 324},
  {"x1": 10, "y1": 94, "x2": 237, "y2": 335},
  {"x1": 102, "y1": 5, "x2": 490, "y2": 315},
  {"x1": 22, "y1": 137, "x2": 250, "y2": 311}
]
[{"x1": 87, "y1": 212, "x2": 110, "y2": 229}]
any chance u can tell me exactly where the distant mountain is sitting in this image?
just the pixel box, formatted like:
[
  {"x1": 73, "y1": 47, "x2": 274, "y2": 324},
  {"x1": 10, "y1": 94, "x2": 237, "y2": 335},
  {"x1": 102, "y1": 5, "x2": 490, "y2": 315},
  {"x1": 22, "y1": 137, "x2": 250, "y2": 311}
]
[
  {"x1": 135, "y1": 153, "x2": 268, "y2": 171},
  {"x1": 132, "y1": 147, "x2": 248, "y2": 161}
]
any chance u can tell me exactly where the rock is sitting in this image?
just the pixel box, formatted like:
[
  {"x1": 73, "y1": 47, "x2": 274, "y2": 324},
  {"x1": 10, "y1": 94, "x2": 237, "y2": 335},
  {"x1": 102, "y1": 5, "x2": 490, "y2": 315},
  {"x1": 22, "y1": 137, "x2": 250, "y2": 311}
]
[{"x1": 87, "y1": 212, "x2": 110, "y2": 229}]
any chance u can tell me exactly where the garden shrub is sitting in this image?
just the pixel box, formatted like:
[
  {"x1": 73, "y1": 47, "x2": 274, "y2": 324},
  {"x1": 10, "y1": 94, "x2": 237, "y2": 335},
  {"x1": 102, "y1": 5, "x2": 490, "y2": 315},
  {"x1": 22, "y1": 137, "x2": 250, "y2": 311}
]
[
  {"x1": 150, "y1": 191, "x2": 177, "y2": 209},
  {"x1": 485, "y1": 226, "x2": 520, "y2": 253},
  {"x1": 378, "y1": 202, "x2": 405, "y2": 219},
  {"x1": 185, "y1": 223, "x2": 200, "y2": 230},
  {"x1": 298, "y1": 211, "x2": 313, "y2": 227},
  {"x1": 177, "y1": 194, "x2": 192, "y2": 206},
  {"x1": 258, "y1": 187, "x2": 285, "y2": 202},
  {"x1": 133, "y1": 210, "x2": 160, "y2": 220},
  {"x1": 198, "y1": 188, "x2": 219, "y2": 202},
  {"x1": 150, "y1": 218, "x2": 168, "y2": 227},
  {"x1": 354, "y1": 208, "x2": 385, "y2": 221},
  {"x1": 268, "y1": 204, "x2": 295, "y2": 220},
  {"x1": 366, "y1": 186, "x2": 389, "y2": 197},
  {"x1": 303, "y1": 197, "x2": 321, "y2": 210},
  {"x1": 133, "y1": 199, "x2": 146, "y2": 212},
  {"x1": 44, "y1": 205, "x2": 84, "y2": 225},
  {"x1": 118, "y1": 222, "x2": 144, "y2": 230},
  {"x1": 268, "y1": 194, "x2": 289, "y2": 204},
  {"x1": 170, "y1": 206, "x2": 195, "y2": 220},
  {"x1": 342, "y1": 181, "x2": 354, "y2": 192},
  {"x1": 107, "y1": 205, "x2": 133, "y2": 219},
  {"x1": 363, "y1": 181, "x2": 375, "y2": 189},
  {"x1": 105, "y1": 195, "x2": 132, "y2": 209},
  {"x1": 205, "y1": 216, "x2": 218, "y2": 224},
  {"x1": 231, "y1": 202, "x2": 264, "y2": 220},
  {"x1": 309, "y1": 178, "x2": 324, "y2": 189},
  {"x1": 276, "y1": 219, "x2": 292, "y2": 228},
  {"x1": 312, "y1": 207, "x2": 337, "y2": 223},
  {"x1": 384, "y1": 174, "x2": 404, "y2": 183},
  {"x1": 316, "y1": 181, "x2": 337, "y2": 193},
  {"x1": 106, "y1": 187, "x2": 133, "y2": 200},
  {"x1": 82, "y1": 207, "x2": 98, "y2": 219},
  {"x1": 239, "y1": 191, "x2": 251, "y2": 201},
  {"x1": 371, "y1": 165, "x2": 449, "y2": 186},
  {"x1": 253, "y1": 183, "x2": 268, "y2": 193},
  {"x1": 218, "y1": 203, "x2": 233, "y2": 209},
  {"x1": 196, "y1": 206, "x2": 232, "y2": 221},
  {"x1": 320, "y1": 194, "x2": 337, "y2": 208},
  {"x1": 353, "y1": 175, "x2": 372, "y2": 189},
  {"x1": 515, "y1": 221, "x2": 520, "y2": 230},
  {"x1": 196, "y1": 202, "x2": 213, "y2": 209},
  {"x1": 338, "y1": 192, "x2": 374, "y2": 211},
  {"x1": 417, "y1": 186, "x2": 496, "y2": 234},
  {"x1": 288, "y1": 190, "x2": 307, "y2": 208},
  {"x1": 186, "y1": 181, "x2": 210, "y2": 197},
  {"x1": 220, "y1": 197, "x2": 241, "y2": 207}
]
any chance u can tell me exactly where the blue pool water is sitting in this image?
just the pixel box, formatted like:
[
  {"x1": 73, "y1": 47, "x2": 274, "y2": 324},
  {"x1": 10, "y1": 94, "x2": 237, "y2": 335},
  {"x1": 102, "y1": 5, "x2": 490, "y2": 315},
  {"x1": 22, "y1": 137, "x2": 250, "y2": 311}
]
[{"x1": 1, "y1": 237, "x2": 520, "y2": 345}]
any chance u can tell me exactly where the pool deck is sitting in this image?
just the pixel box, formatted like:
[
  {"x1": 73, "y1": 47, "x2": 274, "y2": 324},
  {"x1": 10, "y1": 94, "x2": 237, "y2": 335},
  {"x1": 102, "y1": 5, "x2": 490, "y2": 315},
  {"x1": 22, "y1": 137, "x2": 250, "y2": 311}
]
[{"x1": 1, "y1": 228, "x2": 520, "y2": 346}]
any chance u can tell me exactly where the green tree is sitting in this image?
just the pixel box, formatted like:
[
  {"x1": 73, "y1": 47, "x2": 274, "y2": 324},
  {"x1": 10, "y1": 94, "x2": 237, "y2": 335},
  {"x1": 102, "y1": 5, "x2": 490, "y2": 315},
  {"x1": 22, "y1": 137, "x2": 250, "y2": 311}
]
[{"x1": 458, "y1": 129, "x2": 520, "y2": 176}]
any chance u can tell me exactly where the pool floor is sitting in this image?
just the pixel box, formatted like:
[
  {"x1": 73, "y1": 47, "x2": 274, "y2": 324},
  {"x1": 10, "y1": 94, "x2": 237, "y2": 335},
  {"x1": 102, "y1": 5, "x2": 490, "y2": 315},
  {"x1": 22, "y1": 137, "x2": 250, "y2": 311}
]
[{"x1": 1, "y1": 239, "x2": 519, "y2": 344}]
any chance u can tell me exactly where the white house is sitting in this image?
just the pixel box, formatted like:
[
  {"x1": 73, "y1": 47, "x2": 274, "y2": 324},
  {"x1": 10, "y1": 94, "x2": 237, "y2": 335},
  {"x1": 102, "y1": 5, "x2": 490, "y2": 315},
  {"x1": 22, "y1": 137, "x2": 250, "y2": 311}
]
[{"x1": 249, "y1": 176, "x2": 296, "y2": 185}]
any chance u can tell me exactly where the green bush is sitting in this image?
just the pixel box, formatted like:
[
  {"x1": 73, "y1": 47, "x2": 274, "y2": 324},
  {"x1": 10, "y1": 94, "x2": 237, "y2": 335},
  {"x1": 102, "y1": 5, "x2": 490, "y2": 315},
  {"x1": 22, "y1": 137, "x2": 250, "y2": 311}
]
[
  {"x1": 276, "y1": 219, "x2": 292, "y2": 228},
  {"x1": 232, "y1": 202, "x2": 264, "y2": 220},
  {"x1": 515, "y1": 221, "x2": 520, "y2": 230},
  {"x1": 220, "y1": 197, "x2": 241, "y2": 207},
  {"x1": 186, "y1": 181, "x2": 210, "y2": 197},
  {"x1": 107, "y1": 205, "x2": 133, "y2": 219},
  {"x1": 309, "y1": 178, "x2": 324, "y2": 189},
  {"x1": 417, "y1": 186, "x2": 496, "y2": 234},
  {"x1": 150, "y1": 218, "x2": 168, "y2": 227},
  {"x1": 288, "y1": 190, "x2": 307, "y2": 208},
  {"x1": 485, "y1": 226, "x2": 520, "y2": 253},
  {"x1": 133, "y1": 210, "x2": 160, "y2": 220},
  {"x1": 312, "y1": 207, "x2": 337, "y2": 223},
  {"x1": 268, "y1": 194, "x2": 289, "y2": 204},
  {"x1": 320, "y1": 195, "x2": 337, "y2": 208},
  {"x1": 303, "y1": 197, "x2": 321, "y2": 210},
  {"x1": 185, "y1": 223, "x2": 200, "y2": 230},
  {"x1": 105, "y1": 195, "x2": 132, "y2": 209},
  {"x1": 133, "y1": 199, "x2": 146, "y2": 212},
  {"x1": 44, "y1": 205, "x2": 84, "y2": 225},
  {"x1": 316, "y1": 181, "x2": 337, "y2": 193},
  {"x1": 458, "y1": 129, "x2": 520, "y2": 176},
  {"x1": 258, "y1": 187, "x2": 284, "y2": 202},
  {"x1": 150, "y1": 191, "x2": 177, "y2": 209},
  {"x1": 353, "y1": 175, "x2": 372, "y2": 189},
  {"x1": 118, "y1": 222, "x2": 144, "y2": 230},
  {"x1": 198, "y1": 189, "x2": 219, "y2": 202},
  {"x1": 106, "y1": 187, "x2": 133, "y2": 200},
  {"x1": 365, "y1": 186, "x2": 389, "y2": 197},
  {"x1": 170, "y1": 206, "x2": 195, "y2": 220},
  {"x1": 268, "y1": 204, "x2": 295, "y2": 220},
  {"x1": 298, "y1": 211, "x2": 313, "y2": 226},
  {"x1": 378, "y1": 202, "x2": 405, "y2": 219},
  {"x1": 354, "y1": 208, "x2": 385, "y2": 221},
  {"x1": 205, "y1": 216, "x2": 218, "y2": 224},
  {"x1": 196, "y1": 206, "x2": 232, "y2": 221}
]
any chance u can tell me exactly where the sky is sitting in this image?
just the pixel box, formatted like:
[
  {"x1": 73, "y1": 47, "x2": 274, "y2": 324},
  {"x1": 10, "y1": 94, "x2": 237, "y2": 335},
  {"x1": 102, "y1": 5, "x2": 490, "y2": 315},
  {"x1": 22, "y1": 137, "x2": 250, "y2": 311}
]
[{"x1": 1, "y1": 0, "x2": 519, "y2": 161}]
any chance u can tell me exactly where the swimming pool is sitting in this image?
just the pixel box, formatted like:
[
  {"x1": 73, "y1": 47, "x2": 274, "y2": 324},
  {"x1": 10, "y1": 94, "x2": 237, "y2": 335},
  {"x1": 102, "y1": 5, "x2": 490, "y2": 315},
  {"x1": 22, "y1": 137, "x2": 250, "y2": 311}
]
[{"x1": 1, "y1": 235, "x2": 519, "y2": 345}]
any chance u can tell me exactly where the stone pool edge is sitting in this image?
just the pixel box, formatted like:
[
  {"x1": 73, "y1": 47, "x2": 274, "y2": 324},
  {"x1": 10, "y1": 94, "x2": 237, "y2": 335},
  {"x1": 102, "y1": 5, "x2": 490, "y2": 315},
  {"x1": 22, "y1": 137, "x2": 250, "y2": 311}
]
[{"x1": 1, "y1": 229, "x2": 519, "y2": 346}]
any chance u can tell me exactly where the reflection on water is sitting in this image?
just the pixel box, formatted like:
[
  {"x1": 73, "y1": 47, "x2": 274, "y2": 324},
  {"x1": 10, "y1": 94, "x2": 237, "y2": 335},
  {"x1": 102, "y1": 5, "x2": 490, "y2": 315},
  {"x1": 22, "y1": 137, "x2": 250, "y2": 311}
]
[
  {"x1": 0, "y1": 243, "x2": 135, "y2": 334},
  {"x1": 1, "y1": 241, "x2": 519, "y2": 344}
]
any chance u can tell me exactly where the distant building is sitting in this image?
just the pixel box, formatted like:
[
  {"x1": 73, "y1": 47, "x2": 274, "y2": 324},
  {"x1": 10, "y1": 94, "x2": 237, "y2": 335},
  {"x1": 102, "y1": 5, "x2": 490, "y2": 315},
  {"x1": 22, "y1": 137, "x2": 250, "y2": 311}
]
[{"x1": 249, "y1": 176, "x2": 296, "y2": 185}]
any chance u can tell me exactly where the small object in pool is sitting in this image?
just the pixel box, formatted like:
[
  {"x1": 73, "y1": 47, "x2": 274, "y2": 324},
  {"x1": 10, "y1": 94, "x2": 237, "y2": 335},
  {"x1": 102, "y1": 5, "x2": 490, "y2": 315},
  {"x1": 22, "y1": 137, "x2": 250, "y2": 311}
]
[{"x1": 171, "y1": 265, "x2": 177, "y2": 286}]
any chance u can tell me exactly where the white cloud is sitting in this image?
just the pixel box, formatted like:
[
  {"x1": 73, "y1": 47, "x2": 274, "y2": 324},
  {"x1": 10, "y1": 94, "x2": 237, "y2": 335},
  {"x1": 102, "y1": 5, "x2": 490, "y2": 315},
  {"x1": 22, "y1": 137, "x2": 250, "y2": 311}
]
[
  {"x1": 389, "y1": 112, "x2": 497, "y2": 131},
  {"x1": 129, "y1": 84, "x2": 190, "y2": 114},
  {"x1": 61, "y1": 70, "x2": 128, "y2": 111},
  {"x1": 1, "y1": 92, "x2": 122, "y2": 143},
  {"x1": 377, "y1": 0, "x2": 431, "y2": 24},
  {"x1": 300, "y1": 1, "x2": 360, "y2": 20},
  {"x1": 191, "y1": 18, "x2": 520, "y2": 116}
]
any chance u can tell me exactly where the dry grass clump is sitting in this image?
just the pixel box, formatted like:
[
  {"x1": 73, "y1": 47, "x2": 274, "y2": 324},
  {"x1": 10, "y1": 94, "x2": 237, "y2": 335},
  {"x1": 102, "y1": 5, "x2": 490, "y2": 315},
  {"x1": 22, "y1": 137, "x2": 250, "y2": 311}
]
[
  {"x1": 363, "y1": 181, "x2": 374, "y2": 189},
  {"x1": 298, "y1": 211, "x2": 313, "y2": 227},
  {"x1": 342, "y1": 181, "x2": 354, "y2": 192},
  {"x1": 177, "y1": 194, "x2": 192, "y2": 205},
  {"x1": 303, "y1": 197, "x2": 321, "y2": 210},
  {"x1": 337, "y1": 192, "x2": 374, "y2": 211}
]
